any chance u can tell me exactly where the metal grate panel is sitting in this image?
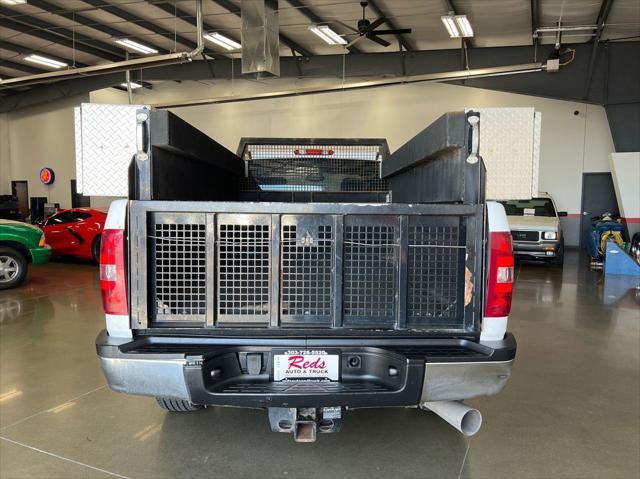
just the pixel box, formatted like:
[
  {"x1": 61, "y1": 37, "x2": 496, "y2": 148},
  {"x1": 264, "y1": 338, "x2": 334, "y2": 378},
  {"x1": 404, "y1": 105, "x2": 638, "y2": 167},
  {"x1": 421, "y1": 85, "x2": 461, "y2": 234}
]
[
  {"x1": 152, "y1": 218, "x2": 206, "y2": 320},
  {"x1": 281, "y1": 217, "x2": 333, "y2": 324},
  {"x1": 343, "y1": 219, "x2": 398, "y2": 325},
  {"x1": 407, "y1": 224, "x2": 462, "y2": 327},
  {"x1": 217, "y1": 215, "x2": 271, "y2": 323},
  {"x1": 511, "y1": 230, "x2": 539, "y2": 242}
]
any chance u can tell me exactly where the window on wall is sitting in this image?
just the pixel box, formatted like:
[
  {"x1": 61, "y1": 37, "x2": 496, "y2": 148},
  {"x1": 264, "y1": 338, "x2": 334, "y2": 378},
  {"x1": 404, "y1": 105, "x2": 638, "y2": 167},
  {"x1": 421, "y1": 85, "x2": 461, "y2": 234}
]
[{"x1": 45, "y1": 211, "x2": 91, "y2": 225}]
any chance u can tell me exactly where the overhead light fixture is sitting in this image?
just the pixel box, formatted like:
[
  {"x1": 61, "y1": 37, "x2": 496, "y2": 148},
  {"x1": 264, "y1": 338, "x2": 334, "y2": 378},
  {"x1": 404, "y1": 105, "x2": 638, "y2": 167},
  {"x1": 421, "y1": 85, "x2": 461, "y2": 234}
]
[
  {"x1": 204, "y1": 32, "x2": 241, "y2": 51},
  {"x1": 114, "y1": 38, "x2": 158, "y2": 55},
  {"x1": 120, "y1": 82, "x2": 142, "y2": 89},
  {"x1": 308, "y1": 24, "x2": 347, "y2": 45},
  {"x1": 24, "y1": 54, "x2": 67, "y2": 69},
  {"x1": 441, "y1": 14, "x2": 474, "y2": 38},
  {"x1": 0, "y1": 0, "x2": 27, "y2": 5}
]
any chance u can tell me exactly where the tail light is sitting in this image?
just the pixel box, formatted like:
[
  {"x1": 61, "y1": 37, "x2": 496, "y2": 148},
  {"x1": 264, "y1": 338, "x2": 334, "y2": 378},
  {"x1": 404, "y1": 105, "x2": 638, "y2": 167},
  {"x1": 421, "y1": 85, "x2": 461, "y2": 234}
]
[
  {"x1": 484, "y1": 231, "x2": 514, "y2": 317},
  {"x1": 100, "y1": 229, "x2": 128, "y2": 315}
]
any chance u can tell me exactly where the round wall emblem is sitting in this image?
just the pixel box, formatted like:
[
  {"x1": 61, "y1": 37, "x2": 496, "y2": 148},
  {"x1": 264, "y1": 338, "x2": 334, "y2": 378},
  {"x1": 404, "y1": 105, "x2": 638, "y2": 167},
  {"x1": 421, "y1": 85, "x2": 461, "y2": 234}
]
[{"x1": 39, "y1": 167, "x2": 55, "y2": 185}]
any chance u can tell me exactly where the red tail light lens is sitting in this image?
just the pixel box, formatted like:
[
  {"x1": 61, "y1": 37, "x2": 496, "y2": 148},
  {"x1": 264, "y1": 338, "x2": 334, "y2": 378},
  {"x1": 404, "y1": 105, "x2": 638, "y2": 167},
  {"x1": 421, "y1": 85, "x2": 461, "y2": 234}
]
[
  {"x1": 484, "y1": 231, "x2": 514, "y2": 317},
  {"x1": 100, "y1": 229, "x2": 128, "y2": 315}
]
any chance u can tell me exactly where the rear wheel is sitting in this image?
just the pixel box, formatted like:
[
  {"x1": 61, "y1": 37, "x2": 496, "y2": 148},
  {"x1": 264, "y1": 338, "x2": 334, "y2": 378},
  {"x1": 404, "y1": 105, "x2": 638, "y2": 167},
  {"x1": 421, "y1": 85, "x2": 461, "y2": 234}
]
[
  {"x1": 631, "y1": 233, "x2": 640, "y2": 265},
  {"x1": 0, "y1": 247, "x2": 28, "y2": 290},
  {"x1": 155, "y1": 397, "x2": 203, "y2": 412},
  {"x1": 92, "y1": 234, "x2": 102, "y2": 263}
]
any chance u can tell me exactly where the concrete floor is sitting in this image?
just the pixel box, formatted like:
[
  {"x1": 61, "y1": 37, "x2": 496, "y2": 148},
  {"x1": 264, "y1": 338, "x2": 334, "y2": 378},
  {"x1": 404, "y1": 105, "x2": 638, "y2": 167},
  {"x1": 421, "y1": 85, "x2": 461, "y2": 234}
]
[{"x1": 0, "y1": 252, "x2": 638, "y2": 479}]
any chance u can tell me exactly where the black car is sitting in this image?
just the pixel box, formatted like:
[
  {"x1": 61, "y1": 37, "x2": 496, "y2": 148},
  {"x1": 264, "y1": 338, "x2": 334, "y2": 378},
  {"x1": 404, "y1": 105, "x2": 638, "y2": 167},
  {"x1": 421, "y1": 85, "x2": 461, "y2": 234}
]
[{"x1": 0, "y1": 195, "x2": 21, "y2": 220}]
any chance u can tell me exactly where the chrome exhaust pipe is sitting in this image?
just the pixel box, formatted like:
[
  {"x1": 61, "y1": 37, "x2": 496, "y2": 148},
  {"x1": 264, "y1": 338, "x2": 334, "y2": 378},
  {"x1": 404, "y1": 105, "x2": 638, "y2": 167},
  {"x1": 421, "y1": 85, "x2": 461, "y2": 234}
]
[{"x1": 421, "y1": 401, "x2": 482, "y2": 436}]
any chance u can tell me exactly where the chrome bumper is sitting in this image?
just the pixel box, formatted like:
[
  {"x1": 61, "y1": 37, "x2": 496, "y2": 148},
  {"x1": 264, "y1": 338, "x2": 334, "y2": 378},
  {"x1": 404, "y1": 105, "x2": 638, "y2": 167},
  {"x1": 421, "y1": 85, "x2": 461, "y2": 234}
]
[{"x1": 97, "y1": 331, "x2": 516, "y2": 405}]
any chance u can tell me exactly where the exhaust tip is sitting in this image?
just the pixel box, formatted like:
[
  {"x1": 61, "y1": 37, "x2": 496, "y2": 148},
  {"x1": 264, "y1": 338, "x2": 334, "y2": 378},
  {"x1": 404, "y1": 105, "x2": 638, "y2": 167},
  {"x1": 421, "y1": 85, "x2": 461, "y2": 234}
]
[{"x1": 460, "y1": 408, "x2": 482, "y2": 436}]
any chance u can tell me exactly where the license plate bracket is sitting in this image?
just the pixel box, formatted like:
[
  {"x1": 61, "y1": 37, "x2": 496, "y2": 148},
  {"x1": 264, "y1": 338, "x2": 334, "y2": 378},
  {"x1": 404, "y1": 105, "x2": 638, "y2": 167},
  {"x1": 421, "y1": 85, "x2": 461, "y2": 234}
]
[{"x1": 272, "y1": 350, "x2": 340, "y2": 381}]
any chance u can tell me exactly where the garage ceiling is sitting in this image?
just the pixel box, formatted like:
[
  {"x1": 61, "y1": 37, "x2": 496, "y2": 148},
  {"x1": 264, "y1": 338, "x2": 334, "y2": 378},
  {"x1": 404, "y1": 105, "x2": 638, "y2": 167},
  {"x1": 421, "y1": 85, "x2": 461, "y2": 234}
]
[{"x1": 1, "y1": 0, "x2": 639, "y2": 81}]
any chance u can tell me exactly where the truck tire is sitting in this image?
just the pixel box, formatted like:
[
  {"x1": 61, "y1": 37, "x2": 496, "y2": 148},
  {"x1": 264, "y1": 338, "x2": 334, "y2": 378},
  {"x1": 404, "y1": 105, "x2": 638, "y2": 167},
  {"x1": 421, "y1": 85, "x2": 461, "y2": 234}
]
[
  {"x1": 155, "y1": 397, "x2": 203, "y2": 412},
  {"x1": 551, "y1": 241, "x2": 564, "y2": 267},
  {"x1": 0, "y1": 247, "x2": 28, "y2": 290}
]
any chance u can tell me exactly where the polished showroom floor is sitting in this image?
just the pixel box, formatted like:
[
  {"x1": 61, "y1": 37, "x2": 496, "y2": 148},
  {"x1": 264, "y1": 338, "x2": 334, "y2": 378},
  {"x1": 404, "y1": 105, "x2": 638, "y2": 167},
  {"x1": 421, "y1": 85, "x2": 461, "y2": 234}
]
[{"x1": 0, "y1": 251, "x2": 638, "y2": 479}]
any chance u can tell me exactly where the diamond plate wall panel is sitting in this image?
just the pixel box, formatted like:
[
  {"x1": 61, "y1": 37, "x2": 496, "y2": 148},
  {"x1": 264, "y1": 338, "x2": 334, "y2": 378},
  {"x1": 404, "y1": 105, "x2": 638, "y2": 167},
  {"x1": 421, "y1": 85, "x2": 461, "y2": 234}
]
[
  {"x1": 468, "y1": 107, "x2": 540, "y2": 200},
  {"x1": 532, "y1": 111, "x2": 542, "y2": 198},
  {"x1": 74, "y1": 107, "x2": 83, "y2": 192},
  {"x1": 75, "y1": 103, "x2": 147, "y2": 197}
]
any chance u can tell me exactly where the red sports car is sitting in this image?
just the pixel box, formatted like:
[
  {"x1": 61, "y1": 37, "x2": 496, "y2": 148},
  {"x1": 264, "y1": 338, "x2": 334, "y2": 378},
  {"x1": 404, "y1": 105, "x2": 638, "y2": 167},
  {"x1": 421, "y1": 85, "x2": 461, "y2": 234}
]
[{"x1": 42, "y1": 208, "x2": 106, "y2": 262}]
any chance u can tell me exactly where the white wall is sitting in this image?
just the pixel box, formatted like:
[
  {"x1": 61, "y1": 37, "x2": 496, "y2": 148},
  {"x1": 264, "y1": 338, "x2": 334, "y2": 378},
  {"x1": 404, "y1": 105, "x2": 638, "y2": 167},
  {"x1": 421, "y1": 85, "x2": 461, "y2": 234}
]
[
  {"x1": 0, "y1": 95, "x2": 88, "y2": 208},
  {"x1": 610, "y1": 152, "x2": 640, "y2": 237},
  {"x1": 0, "y1": 113, "x2": 10, "y2": 195},
  {"x1": 99, "y1": 79, "x2": 613, "y2": 245},
  {"x1": 1, "y1": 79, "x2": 615, "y2": 246}
]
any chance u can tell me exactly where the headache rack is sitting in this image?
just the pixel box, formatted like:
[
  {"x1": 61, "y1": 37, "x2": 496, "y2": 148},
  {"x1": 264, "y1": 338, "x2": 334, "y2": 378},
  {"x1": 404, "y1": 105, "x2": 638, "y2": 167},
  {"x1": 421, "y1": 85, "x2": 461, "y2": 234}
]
[{"x1": 128, "y1": 110, "x2": 486, "y2": 335}]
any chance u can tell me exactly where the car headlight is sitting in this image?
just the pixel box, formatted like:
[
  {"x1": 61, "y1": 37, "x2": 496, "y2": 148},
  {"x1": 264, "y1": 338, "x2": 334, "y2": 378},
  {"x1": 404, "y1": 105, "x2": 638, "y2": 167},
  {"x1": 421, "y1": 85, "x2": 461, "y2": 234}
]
[
  {"x1": 38, "y1": 234, "x2": 47, "y2": 247},
  {"x1": 543, "y1": 231, "x2": 557, "y2": 240}
]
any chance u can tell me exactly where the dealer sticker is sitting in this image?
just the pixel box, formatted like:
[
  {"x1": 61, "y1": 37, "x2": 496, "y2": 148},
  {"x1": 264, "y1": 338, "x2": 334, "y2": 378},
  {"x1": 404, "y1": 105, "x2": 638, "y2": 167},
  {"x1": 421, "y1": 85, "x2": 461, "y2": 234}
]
[{"x1": 273, "y1": 351, "x2": 339, "y2": 381}]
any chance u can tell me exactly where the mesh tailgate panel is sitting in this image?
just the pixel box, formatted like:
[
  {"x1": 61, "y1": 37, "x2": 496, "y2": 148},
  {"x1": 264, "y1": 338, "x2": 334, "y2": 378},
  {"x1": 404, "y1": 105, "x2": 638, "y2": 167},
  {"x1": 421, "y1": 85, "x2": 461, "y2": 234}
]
[
  {"x1": 407, "y1": 225, "x2": 461, "y2": 326},
  {"x1": 281, "y1": 223, "x2": 333, "y2": 323},
  {"x1": 217, "y1": 220, "x2": 270, "y2": 322},
  {"x1": 343, "y1": 223, "x2": 397, "y2": 324},
  {"x1": 153, "y1": 222, "x2": 206, "y2": 319}
]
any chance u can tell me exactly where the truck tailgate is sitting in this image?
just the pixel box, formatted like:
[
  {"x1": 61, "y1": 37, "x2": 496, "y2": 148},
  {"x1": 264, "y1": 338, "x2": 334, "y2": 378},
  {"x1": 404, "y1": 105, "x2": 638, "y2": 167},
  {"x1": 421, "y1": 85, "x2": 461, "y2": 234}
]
[{"x1": 129, "y1": 201, "x2": 484, "y2": 334}]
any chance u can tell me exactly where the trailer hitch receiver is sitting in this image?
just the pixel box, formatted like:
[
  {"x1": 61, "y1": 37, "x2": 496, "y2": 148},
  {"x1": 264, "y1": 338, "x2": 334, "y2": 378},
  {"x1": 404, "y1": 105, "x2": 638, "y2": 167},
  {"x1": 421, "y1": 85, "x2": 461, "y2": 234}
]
[{"x1": 268, "y1": 407, "x2": 343, "y2": 442}]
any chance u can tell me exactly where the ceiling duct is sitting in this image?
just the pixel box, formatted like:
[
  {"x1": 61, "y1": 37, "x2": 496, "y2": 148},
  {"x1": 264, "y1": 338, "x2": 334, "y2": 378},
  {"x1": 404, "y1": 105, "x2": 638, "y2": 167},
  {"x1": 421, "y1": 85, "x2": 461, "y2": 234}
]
[{"x1": 241, "y1": 0, "x2": 280, "y2": 77}]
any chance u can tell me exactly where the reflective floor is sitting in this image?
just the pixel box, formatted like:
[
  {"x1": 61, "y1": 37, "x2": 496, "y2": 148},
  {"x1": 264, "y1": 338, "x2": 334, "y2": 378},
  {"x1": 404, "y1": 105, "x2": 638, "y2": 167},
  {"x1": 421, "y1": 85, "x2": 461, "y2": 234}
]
[{"x1": 0, "y1": 252, "x2": 638, "y2": 479}]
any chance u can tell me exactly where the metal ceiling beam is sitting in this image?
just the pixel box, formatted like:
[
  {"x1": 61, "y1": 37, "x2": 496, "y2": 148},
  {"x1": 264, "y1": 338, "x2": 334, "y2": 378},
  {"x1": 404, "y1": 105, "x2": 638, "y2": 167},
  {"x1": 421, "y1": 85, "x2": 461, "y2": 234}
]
[
  {"x1": 25, "y1": 0, "x2": 170, "y2": 54},
  {"x1": 0, "y1": 7, "x2": 125, "y2": 60},
  {"x1": 1, "y1": 40, "x2": 90, "y2": 68},
  {"x1": 210, "y1": 0, "x2": 312, "y2": 57},
  {"x1": 583, "y1": 0, "x2": 614, "y2": 98},
  {"x1": 0, "y1": 59, "x2": 47, "y2": 75},
  {"x1": 284, "y1": 0, "x2": 361, "y2": 53},
  {"x1": 0, "y1": 18, "x2": 121, "y2": 62},
  {"x1": 367, "y1": 0, "x2": 414, "y2": 51},
  {"x1": 81, "y1": 0, "x2": 199, "y2": 52}
]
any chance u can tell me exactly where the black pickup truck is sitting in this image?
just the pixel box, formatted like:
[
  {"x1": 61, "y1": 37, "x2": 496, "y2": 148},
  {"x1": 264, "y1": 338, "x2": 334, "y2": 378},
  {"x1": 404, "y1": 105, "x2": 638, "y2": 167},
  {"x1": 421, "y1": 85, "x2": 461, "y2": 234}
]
[{"x1": 96, "y1": 110, "x2": 516, "y2": 441}]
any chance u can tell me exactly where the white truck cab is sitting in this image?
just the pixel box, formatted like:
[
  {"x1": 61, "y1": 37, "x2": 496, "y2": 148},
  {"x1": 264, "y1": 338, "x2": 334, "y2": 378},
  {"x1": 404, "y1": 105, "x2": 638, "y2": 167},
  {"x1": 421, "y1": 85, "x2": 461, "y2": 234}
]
[{"x1": 500, "y1": 192, "x2": 567, "y2": 265}]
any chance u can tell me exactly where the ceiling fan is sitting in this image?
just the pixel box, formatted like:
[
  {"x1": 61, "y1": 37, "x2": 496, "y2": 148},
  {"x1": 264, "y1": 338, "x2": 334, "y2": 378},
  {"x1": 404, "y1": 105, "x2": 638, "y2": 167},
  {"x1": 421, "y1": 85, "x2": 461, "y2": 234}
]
[{"x1": 341, "y1": 1, "x2": 412, "y2": 48}]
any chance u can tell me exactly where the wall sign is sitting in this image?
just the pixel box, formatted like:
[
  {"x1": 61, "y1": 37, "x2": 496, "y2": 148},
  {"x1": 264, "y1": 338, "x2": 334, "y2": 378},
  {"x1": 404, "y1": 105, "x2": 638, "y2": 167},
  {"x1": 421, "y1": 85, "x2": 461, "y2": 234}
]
[{"x1": 39, "y1": 167, "x2": 55, "y2": 185}]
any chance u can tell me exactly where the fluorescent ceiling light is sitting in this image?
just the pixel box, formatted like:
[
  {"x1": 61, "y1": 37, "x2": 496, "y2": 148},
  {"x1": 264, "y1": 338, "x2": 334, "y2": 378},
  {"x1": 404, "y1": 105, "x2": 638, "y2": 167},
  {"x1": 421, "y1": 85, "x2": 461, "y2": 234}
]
[
  {"x1": 308, "y1": 24, "x2": 347, "y2": 45},
  {"x1": 114, "y1": 38, "x2": 158, "y2": 55},
  {"x1": 204, "y1": 32, "x2": 241, "y2": 51},
  {"x1": 120, "y1": 82, "x2": 142, "y2": 89},
  {"x1": 0, "y1": 0, "x2": 27, "y2": 5},
  {"x1": 24, "y1": 54, "x2": 67, "y2": 69},
  {"x1": 441, "y1": 15, "x2": 474, "y2": 38}
]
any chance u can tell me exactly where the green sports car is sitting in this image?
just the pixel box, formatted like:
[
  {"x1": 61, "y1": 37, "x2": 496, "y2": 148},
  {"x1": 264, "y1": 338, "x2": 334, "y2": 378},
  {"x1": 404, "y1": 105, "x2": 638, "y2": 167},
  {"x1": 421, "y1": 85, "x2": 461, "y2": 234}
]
[{"x1": 0, "y1": 219, "x2": 52, "y2": 290}]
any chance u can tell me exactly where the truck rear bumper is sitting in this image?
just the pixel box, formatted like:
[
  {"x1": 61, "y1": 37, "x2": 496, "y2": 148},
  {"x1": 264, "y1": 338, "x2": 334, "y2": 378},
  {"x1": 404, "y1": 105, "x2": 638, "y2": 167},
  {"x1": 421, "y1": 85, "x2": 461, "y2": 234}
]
[
  {"x1": 96, "y1": 330, "x2": 516, "y2": 408},
  {"x1": 513, "y1": 240, "x2": 561, "y2": 259}
]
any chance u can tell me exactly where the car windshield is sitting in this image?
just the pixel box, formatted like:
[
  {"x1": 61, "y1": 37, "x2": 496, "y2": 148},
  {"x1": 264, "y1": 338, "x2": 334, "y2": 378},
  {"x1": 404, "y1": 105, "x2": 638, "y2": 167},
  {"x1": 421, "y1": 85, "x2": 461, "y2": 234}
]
[{"x1": 500, "y1": 198, "x2": 556, "y2": 217}]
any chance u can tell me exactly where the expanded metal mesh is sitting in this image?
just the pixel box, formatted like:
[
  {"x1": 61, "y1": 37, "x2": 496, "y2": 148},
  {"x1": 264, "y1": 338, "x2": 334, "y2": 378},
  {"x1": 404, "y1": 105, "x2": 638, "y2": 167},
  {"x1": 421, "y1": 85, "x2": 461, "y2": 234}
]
[
  {"x1": 281, "y1": 224, "x2": 333, "y2": 319},
  {"x1": 153, "y1": 223, "x2": 206, "y2": 317},
  {"x1": 148, "y1": 212, "x2": 467, "y2": 330},
  {"x1": 343, "y1": 225, "x2": 397, "y2": 322},
  {"x1": 241, "y1": 144, "x2": 387, "y2": 193},
  {"x1": 217, "y1": 223, "x2": 270, "y2": 318},
  {"x1": 407, "y1": 226, "x2": 461, "y2": 325}
]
